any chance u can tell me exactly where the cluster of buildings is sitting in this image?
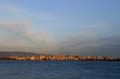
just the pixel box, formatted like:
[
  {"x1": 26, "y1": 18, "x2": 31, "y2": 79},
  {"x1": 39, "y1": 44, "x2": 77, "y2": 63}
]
[{"x1": 0, "y1": 55, "x2": 120, "y2": 61}]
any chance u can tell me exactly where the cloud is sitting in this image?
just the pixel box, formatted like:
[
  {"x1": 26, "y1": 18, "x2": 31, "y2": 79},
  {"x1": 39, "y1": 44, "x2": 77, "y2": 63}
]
[
  {"x1": 0, "y1": 18, "x2": 33, "y2": 43},
  {"x1": 56, "y1": 23, "x2": 120, "y2": 57},
  {"x1": 0, "y1": 19, "x2": 55, "y2": 53},
  {"x1": 0, "y1": 18, "x2": 119, "y2": 56},
  {"x1": 57, "y1": 36, "x2": 120, "y2": 56},
  {"x1": 0, "y1": 2, "x2": 59, "y2": 53}
]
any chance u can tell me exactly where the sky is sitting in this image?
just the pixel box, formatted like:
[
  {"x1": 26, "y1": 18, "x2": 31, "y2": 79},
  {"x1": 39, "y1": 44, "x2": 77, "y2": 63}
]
[{"x1": 0, "y1": 0, "x2": 120, "y2": 56}]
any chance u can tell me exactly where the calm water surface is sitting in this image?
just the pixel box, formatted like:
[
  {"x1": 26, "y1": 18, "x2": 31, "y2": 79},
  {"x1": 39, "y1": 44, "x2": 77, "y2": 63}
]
[{"x1": 0, "y1": 60, "x2": 120, "y2": 79}]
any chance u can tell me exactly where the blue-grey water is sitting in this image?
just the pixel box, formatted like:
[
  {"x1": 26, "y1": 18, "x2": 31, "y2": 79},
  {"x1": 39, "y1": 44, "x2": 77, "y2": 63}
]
[{"x1": 0, "y1": 60, "x2": 120, "y2": 79}]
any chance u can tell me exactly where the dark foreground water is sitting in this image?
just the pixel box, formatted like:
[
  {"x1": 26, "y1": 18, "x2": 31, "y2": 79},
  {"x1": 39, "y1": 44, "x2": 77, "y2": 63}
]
[{"x1": 0, "y1": 60, "x2": 120, "y2": 79}]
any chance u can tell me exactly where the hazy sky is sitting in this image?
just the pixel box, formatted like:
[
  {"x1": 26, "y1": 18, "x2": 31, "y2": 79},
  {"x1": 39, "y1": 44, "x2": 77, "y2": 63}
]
[{"x1": 0, "y1": 0, "x2": 120, "y2": 56}]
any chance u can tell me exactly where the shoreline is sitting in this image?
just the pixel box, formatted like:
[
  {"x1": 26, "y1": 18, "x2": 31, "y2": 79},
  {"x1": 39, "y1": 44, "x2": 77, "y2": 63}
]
[{"x1": 0, "y1": 55, "x2": 120, "y2": 61}]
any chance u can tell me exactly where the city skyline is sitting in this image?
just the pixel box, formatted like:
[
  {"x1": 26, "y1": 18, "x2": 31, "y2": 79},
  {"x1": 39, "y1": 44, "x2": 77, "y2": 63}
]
[{"x1": 0, "y1": 0, "x2": 120, "y2": 56}]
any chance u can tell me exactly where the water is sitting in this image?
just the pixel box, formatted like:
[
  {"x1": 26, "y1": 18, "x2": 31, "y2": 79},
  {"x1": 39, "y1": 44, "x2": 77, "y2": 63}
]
[{"x1": 0, "y1": 60, "x2": 120, "y2": 79}]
